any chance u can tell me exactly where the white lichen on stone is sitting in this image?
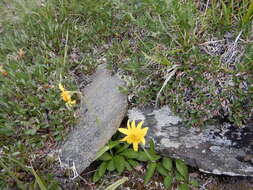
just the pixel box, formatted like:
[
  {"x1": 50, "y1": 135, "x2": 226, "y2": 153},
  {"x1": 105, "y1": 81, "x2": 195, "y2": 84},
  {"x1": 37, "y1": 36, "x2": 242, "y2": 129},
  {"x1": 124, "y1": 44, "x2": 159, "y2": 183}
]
[
  {"x1": 181, "y1": 134, "x2": 202, "y2": 148},
  {"x1": 209, "y1": 146, "x2": 222, "y2": 152},
  {"x1": 128, "y1": 108, "x2": 146, "y2": 121},
  {"x1": 153, "y1": 106, "x2": 182, "y2": 126},
  {"x1": 161, "y1": 138, "x2": 181, "y2": 148}
]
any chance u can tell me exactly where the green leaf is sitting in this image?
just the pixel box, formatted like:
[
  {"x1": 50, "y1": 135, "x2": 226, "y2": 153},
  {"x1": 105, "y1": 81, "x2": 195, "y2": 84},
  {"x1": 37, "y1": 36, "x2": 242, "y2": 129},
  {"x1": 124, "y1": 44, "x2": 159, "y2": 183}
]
[
  {"x1": 143, "y1": 147, "x2": 159, "y2": 162},
  {"x1": 107, "y1": 159, "x2": 115, "y2": 171},
  {"x1": 175, "y1": 171, "x2": 185, "y2": 182},
  {"x1": 144, "y1": 162, "x2": 157, "y2": 185},
  {"x1": 120, "y1": 149, "x2": 139, "y2": 159},
  {"x1": 113, "y1": 155, "x2": 126, "y2": 174},
  {"x1": 149, "y1": 139, "x2": 155, "y2": 155},
  {"x1": 12, "y1": 152, "x2": 21, "y2": 156},
  {"x1": 118, "y1": 86, "x2": 129, "y2": 94},
  {"x1": 124, "y1": 160, "x2": 133, "y2": 171},
  {"x1": 94, "y1": 146, "x2": 110, "y2": 161},
  {"x1": 162, "y1": 157, "x2": 173, "y2": 171},
  {"x1": 178, "y1": 183, "x2": 190, "y2": 190},
  {"x1": 93, "y1": 170, "x2": 101, "y2": 183},
  {"x1": 0, "y1": 127, "x2": 14, "y2": 136},
  {"x1": 156, "y1": 163, "x2": 169, "y2": 176},
  {"x1": 160, "y1": 57, "x2": 171, "y2": 66},
  {"x1": 175, "y1": 159, "x2": 188, "y2": 181},
  {"x1": 104, "y1": 177, "x2": 128, "y2": 190},
  {"x1": 108, "y1": 141, "x2": 120, "y2": 149},
  {"x1": 98, "y1": 162, "x2": 108, "y2": 177},
  {"x1": 99, "y1": 152, "x2": 112, "y2": 161},
  {"x1": 149, "y1": 153, "x2": 160, "y2": 162},
  {"x1": 95, "y1": 141, "x2": 120, "y2": 161},
  {"x1": 164, "y1": 175, "x2": 173, "y2": 188},
  {"x1": 136, "y1": 151, "x2": 149, "y2": 162},
  {"x1": 127, "y1": 159, "x2": 139, "y2": 168},
  {"x1": 24, "y1": 128, "x2": 37, "y2": 135},
  {"x1": 115, "y1": 143, "x2": 130, "y2": 154},
  {"x1": 190, "y1": 179, "x2": 199, "y2": 187}
]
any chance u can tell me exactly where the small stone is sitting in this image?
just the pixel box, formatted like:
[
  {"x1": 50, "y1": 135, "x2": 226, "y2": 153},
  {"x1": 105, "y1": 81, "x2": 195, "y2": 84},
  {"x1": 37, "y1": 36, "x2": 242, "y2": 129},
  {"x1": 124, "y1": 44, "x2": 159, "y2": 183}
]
[{"x1": 58, "y1": 64, "x2": 127, "y2": 174}]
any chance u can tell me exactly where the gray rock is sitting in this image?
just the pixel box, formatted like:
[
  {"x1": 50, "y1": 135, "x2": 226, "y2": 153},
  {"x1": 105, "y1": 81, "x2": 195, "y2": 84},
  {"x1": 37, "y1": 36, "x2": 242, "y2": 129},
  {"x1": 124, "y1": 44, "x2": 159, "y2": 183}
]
[
  {"x1": 59, "y1": 64, "x2": 127, "y2": 174},
  {"x1": 128, "y1": 106, "x2": 253, "y2": 177}
]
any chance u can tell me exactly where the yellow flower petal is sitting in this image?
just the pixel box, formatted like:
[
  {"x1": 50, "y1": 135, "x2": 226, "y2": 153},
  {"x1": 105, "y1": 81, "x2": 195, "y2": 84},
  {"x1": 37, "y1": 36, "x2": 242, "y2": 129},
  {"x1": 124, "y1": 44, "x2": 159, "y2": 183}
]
[
  {"x1": 131, "y1": 120, "x2": 136, "y2": 129},
  {"x1": 126, "y1": 138, "x2": 132, "y2": 144},
  {"x1": 69, "y1": 100, "x2": 76, "y2": 105},
  {"x1": 59, "y1": 83, "x2": 65, "y2": 92},
  {"x1": 118, "y1": 128, "x2": 129, "y2": 135},
  {"x1": 127, "y1": 120, "x2": 131, "y2": 129},
  {"x1": 120, "y1": 136, "x2": 132, "y2": 144},
  {"x1": 119, "y1": 136, "x2": 129, "y2": 142},
  {"x1": 59, "y1": 84, "x2": 76, "y2": 107},
  {"x1": 137, "y1": 121, "x2": 144, "y2": 129},
  {"x1": 141, "y1": 137, "x2": 145, "y2": 145},
  {"x1": 61, "y1": 91, "x2": 71, "y2": 102},
  {"x1": 133, "y1": 142, "x2": 138, "y2": 152},
  {"x1": 142, "y1": 127, "x2": 148, "y2": 136}
]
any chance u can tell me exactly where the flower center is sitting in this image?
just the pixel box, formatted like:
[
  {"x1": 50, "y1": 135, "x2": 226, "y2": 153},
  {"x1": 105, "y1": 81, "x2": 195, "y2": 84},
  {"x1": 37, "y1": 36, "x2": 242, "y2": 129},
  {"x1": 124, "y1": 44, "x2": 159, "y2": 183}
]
[
  {"x1": 130, "y1": 134, "x2": 141, "y2": 142},
  {"x1": 61, "y1": 91, "x2": 71, "y2": 102}
]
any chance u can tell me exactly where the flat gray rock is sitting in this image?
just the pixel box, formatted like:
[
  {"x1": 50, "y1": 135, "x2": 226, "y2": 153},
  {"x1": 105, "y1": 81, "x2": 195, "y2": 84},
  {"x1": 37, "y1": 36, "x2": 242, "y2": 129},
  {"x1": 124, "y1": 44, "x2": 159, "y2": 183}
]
[
  {"x1": 128, "y1": 106, "x2": 253, "y2": 177},
  {"x1": 59, "y1": 64, "x2": 127, "y2": 174}
]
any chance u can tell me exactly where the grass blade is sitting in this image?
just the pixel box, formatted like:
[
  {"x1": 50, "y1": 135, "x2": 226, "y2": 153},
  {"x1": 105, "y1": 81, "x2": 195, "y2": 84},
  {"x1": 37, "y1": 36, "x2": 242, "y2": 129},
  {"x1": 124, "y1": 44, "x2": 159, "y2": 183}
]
[
  {"x1": 30, "y1": 167, "x2": 48, "y2": 190},
  {"x1": 104, "y1": 177, "x2": 128, "y2": 190},
  {"x1": 0, "y1": 159, "x2": 26, "y2": 190},
  {"x1": 242, "y1": 0, "x2": 253, "y2": 24}
]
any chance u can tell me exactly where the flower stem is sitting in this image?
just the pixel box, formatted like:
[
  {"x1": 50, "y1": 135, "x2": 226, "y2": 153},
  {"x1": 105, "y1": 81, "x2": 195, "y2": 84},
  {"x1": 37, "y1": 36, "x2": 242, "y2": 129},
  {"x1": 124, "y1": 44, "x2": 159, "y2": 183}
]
[{"x1": 142, "y1": 146, "x2": 155, "y2": 162}]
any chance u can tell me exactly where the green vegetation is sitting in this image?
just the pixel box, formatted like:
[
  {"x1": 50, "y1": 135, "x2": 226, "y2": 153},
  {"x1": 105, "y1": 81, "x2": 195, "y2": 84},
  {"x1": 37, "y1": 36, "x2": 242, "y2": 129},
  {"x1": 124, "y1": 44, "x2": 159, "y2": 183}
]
[
  {"x1": 95, "y1": 138, "x2": 198, "y2": 189},
  {"x1": 0, "y1": 0, "x2": 252, "y2": 189}
]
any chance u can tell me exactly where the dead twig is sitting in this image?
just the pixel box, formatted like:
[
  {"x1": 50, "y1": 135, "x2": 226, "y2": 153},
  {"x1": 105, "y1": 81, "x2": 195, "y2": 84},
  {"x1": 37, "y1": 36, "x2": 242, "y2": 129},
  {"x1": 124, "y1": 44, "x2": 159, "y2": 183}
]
[{"x1": 155, "y1": 65, "x2": 178, "y2": 108}]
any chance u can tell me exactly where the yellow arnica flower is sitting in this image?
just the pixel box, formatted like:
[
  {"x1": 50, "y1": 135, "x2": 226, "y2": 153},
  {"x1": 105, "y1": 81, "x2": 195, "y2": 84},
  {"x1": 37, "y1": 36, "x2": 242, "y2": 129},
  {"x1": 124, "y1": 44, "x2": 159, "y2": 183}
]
[
  {"x1": 118, "y1": 120, "x2": 148, "y2": 152},
  {"x1": 59, "y1": 83, "x2": 76, "y2": 106},
  {"x1": 0, "y1": 65, "x2": 7, "y2": 76}
]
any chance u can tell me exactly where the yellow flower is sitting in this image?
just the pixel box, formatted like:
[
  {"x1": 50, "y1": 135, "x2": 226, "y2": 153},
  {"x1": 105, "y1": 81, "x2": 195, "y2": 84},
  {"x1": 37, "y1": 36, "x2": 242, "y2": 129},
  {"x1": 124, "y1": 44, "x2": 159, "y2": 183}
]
[
  {"x1": 118, "y1": 120, "x2": 148, "y2": 152},
  {"x1": 59, "y1": 83, "x2": 76, "y2": 106},
  {"x1": 0, "y1": 65, "x2": 7, "y2": 76}
]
